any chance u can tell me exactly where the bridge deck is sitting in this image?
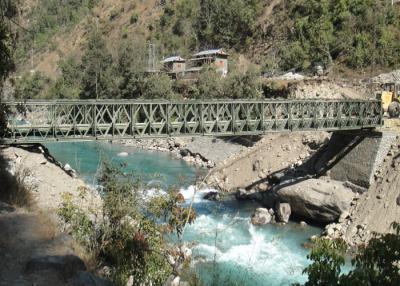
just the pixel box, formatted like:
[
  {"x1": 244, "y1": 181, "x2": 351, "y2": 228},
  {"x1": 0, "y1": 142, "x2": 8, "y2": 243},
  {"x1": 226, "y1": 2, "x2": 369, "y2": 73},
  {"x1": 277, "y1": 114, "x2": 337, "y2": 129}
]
[{"x1": 0, "y1": 99, "x2": 383, "y2": 144}]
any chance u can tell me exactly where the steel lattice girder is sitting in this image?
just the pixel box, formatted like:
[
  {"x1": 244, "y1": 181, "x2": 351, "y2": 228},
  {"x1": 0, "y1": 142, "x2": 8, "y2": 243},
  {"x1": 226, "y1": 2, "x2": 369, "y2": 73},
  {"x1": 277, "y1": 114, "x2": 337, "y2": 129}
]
[{"x1": 1, "y1": 99, "x2": 383, "y2": 143}]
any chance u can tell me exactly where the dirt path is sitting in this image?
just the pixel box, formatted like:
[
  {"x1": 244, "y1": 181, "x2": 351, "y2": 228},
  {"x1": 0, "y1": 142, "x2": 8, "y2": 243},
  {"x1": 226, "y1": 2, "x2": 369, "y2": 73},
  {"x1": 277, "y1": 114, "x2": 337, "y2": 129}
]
[{"x1": 0, "y1": 204, "x2": 73, "y2": 286}]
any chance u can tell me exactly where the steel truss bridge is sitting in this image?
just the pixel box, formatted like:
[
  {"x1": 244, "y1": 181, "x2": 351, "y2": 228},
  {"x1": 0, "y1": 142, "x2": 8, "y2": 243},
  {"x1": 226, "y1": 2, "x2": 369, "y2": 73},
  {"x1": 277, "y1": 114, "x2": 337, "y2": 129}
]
[{"x1": 0, "y1": 99, "x2": 383, "y2": 144}]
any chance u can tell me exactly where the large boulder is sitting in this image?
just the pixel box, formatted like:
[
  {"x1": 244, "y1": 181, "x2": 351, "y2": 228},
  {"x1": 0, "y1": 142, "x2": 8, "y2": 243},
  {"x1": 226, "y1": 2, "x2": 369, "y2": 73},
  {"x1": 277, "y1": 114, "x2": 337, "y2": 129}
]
[
  {"x1": 275, "y1": 202, "x2": 291, "y2": 223},
  {"x1": 251, "y1": 208, "x2": 272, "y2": 225},
  {"x1": 274, "y1": 179, "x2": 354, "y2": 223}
]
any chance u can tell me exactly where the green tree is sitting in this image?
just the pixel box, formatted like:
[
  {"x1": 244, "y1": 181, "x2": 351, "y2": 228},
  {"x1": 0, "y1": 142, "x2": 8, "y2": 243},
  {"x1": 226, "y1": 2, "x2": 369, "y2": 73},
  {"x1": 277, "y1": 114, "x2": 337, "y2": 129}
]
[
  {"x1": 0, "y1": 0, "x2": 18, "y2": 136},
  {"x1": 142, "y1": 73, "x2": 175, "y2": 99},
  {"x1": 80, "y1": 29, "x2": 115, "y2": 99},
  {"x1": 197, "y1": 0, "x2": 262, "y2": 49},
  {"x1": 50, "y1": 56, "x2": 82, "y2": 99},
  {"x1": 14, "y1": 72, "x2": 52, "y2": 100},
  {"x1": 223, "y1": 66, "x2": 261, "y2": 99},
  {"x1": 295, "y1": 223, "x2": 400, "y2": 286},
  {"x1": 115, "y1": 37, "x2": 147, "y2": 99},
  {"x1": 194, "y1": 66, "x2": 223, "y2": 99},
  {"x1": 59, "y1": 161, "x2": 197, "y2": 286}
]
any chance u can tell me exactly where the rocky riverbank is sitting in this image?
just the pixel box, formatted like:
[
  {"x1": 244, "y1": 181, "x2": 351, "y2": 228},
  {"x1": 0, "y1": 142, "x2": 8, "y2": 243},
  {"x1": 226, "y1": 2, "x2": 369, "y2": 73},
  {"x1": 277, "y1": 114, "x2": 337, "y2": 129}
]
[
  {"x1": 120, "y1": 136, "x2": 251, "y2": 169},
  {"x1": 0, "y1": 145, "x2": 106, "y2": 286}
]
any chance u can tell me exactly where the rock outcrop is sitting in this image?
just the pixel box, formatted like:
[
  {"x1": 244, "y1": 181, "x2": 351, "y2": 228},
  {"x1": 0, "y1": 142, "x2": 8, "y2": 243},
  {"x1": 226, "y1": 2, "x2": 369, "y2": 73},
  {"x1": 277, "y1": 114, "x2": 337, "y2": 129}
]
[{"x1": 273, "y1": 179, "x2": 354, "y2": 223}]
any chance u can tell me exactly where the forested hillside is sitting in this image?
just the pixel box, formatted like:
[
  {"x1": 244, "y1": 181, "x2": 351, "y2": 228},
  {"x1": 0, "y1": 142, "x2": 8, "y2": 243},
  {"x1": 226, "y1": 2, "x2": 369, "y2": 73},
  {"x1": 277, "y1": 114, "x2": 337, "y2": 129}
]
[{"x1": 11, "y1": 0, "x2": 400, "y2": 100}]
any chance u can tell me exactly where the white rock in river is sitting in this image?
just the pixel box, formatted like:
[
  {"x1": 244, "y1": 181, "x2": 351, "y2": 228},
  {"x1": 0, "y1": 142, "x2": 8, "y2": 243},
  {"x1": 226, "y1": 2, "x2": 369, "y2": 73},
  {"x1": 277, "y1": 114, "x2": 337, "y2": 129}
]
[
  {"x1": 117, "y1": 152, "x2": 129, "y2": 157},
  {"x1": 251, "y1": 208, "x2": 272, "y2": 225},
  {"x1": 275, "y1": 202, "x2": 291, "y2": 223},
  {"x1": 64, "y1": 164, "x2": 73, "y2": 172}
]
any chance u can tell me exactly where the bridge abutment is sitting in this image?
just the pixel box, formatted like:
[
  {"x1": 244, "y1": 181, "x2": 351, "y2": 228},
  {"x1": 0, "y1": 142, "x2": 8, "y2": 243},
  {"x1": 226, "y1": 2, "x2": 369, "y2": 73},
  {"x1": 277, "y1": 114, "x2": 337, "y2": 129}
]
[{"x1": 316, "y1": 131, "x2": 397, "y2": 188}]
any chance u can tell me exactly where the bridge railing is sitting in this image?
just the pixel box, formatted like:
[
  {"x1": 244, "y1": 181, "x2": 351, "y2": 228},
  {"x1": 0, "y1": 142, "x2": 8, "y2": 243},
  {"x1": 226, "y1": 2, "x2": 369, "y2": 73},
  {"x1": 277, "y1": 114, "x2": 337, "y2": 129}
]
[{"x1": 1, "y1": 99, "x2": 383, "y2": 143}]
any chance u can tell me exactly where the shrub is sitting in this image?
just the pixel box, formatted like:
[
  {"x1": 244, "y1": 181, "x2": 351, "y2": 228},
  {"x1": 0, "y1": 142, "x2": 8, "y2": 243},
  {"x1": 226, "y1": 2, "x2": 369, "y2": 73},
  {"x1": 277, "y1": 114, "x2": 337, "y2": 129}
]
[
  {"x1": 295, "y1": 223, "x2": 400, "y2": 286},
  {"x1": 58, "y1": 161, "x2": 196, "y2": 286},
  {"x1": 130, "y1": 12, "x2": 139, "y2": 24}
]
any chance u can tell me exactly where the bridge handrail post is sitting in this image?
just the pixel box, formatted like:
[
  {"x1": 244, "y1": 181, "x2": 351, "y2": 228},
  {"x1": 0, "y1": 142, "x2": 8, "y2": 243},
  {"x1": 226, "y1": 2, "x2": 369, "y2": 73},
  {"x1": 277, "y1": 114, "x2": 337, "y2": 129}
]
[
  {"x1": 288, "y1": 101, "x2": 292, "y2": 131},
  {"x1": 200, "y1": 103, "x2": 204, "y2": 135},
  {"x1": 52, "y1": 104, "x2": 55, "y2": 139},
  {"x1": 260, "y1": 102, "x2": 265, "y2": 134},
  {"x1": 92, "y1": 103, "x2": 96, "y2": 138},
  {"x1": 167, "y1": 102, "x2": 170, "y2": 137},
  {"x1": 231, "y1": 102, "x2": 235, "y2": 134}
]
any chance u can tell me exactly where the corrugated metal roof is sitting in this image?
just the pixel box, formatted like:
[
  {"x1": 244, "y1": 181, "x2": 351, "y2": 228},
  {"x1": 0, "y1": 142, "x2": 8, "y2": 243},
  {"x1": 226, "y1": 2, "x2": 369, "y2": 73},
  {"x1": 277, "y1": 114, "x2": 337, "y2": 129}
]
[
  {"x1": 161, "y1": 56, "x2": 185, "y2": 63},
  {"x1": 193, "y1": 49, "x2": 228, "y2": 57}
]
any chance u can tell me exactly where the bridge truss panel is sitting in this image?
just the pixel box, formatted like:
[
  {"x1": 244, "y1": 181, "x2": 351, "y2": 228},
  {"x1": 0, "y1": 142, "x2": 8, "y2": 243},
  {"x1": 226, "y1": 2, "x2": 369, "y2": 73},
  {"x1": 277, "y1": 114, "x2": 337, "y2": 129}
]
[{"x1": 1, "y1": 99, "x2": 383, "y2": 143}]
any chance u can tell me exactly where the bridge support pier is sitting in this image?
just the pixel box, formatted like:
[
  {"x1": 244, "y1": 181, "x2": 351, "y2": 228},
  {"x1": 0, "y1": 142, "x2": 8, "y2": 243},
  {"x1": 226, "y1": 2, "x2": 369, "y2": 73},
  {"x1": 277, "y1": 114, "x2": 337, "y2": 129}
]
[{"x1": 315, "y1": 131, "x2": 397, "y2": 189}]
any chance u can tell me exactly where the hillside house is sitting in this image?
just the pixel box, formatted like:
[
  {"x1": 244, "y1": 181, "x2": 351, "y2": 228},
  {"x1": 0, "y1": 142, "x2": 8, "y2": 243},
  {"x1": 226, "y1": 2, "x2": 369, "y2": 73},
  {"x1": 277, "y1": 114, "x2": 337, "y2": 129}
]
[
  {"x1": 160, "y1": 56, "x2": 186, "y2": 76},
  {"x1": 187, "y1": 49, "x2": 229, "y2": 76}
]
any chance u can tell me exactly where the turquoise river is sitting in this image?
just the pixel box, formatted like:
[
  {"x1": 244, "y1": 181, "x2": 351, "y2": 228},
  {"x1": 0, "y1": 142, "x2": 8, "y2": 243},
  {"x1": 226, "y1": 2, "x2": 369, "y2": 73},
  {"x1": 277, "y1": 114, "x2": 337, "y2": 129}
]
[{"x1": 45, "y1": 141, "x2": 321, "y2": 286}]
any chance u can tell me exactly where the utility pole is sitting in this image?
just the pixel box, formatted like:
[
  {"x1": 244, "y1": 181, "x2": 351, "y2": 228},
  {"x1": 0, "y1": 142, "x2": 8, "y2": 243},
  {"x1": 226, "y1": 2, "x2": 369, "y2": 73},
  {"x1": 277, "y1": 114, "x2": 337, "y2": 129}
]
[{"x1": 148, "y1": 43, "x2": 157, "y2": 72}]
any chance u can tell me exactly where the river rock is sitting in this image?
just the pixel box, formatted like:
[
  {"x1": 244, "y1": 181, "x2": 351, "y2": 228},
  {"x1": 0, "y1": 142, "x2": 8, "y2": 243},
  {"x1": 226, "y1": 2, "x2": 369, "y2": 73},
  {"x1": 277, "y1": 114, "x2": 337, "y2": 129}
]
[
  {"x1": 26, "y1": 255, "x2": 86, "y2": 279},
  {"x1": 235, "y1": 188, "x2": 260, "y2": 201},
  {"x1": 251, "y1": 208, "x2": 272, "y2": 225},
  {"x1": 203, "y1": 191, "x2": 221, "y2": 201},
  {"x1": 275, "y1": 202, "x2": 291, "y2": 223},
  {"x1": 64, "y1": 164, "x2": 77, "y2": 178},
  {"x1": 180, "y1": 149, "x2": 190, "y2": 157},
  {"x1": 117, "y1": 152, "x2": 129, "y2": 157},
  {"x1": 258, "y1": 183, "x2": 268, "y2": 192},
  {"x1": 165, "y1": 275, "x2": 181, "y2": 286},
  {"x1": 273, "y1": 179, "x2": 354, "y2": 223},
  {"x1": 180, "y1": 244, "x2": 192, "y2": 261}
]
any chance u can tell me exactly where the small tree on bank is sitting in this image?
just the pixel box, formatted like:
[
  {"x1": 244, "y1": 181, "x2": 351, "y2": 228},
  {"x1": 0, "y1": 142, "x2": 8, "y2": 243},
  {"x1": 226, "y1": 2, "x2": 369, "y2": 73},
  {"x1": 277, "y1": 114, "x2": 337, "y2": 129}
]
[{"x1": 295, "y1": 223, "x2": 400, "y2": 286}]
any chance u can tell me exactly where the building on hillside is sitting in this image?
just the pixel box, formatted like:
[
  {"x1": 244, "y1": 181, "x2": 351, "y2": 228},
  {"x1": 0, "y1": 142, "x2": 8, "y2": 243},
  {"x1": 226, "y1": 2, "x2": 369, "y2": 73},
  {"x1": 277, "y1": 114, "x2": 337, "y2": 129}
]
[
  {"x1": 160, "y1": 56, "x2": 186, "y2": 76},
  {"x1": 186, "y1": 49, "x2": 229, "y2": 77}
]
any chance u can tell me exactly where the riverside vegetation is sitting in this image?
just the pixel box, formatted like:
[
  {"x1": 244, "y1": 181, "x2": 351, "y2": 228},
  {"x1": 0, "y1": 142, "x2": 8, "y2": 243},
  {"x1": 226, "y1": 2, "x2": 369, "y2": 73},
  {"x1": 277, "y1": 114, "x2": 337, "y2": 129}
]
[{"x1": 58, "y1": 161, "x2": 196, "y2": 285}]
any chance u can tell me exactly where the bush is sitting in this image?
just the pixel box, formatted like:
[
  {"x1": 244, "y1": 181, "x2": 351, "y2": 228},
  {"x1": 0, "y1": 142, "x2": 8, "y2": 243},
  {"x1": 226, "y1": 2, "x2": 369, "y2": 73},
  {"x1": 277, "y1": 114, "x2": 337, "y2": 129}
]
[
  {"x1": 58, "y1": 161, "x2": 196, "y2": 286},
  {"x1": 14, "y1": 72, "x2": 52, "y2": 100},
  {"x1": 295, "y1": 223, "x2": 400, "y2": 286},
  {"x1": 142, "y1": 74, "x2": 175, "y2": 99},
  {"x1": 130, "y1": 12, "x2": 139, "y2": 24},
  {"x1": 223, "y1": 66, "x2": 261, "y2": 99}
]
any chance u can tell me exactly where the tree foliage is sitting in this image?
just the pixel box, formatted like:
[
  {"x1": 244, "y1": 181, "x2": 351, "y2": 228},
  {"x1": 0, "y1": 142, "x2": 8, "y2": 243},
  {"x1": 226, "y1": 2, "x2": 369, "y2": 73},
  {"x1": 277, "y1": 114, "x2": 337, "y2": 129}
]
[
  {"x1": 0, "y1": 0, "x2": 17, "y2": 135},
  {"x1": 295, "y1": 223, "x2": 400, "y2": 286},
  {"x1": 80, "y1": 29, "x2": 115, "y2": 99},
  {"x1": 279, "y1": 0, "x2": 400, "y2": 70},
  {"x1": 17, "y1": 0, "x2": 99, "y2": 60},
  {"x1": 59, "y1": 161, "x2": 196, "y2": 286},
  {"x1": 196, "y1": 0, "x2": 262, "y2": 49}
]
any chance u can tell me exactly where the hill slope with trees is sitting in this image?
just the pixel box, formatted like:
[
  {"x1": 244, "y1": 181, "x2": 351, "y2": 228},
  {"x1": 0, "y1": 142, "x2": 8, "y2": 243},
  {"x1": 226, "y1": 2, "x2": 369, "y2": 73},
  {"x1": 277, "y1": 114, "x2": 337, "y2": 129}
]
[{"x1": 9, "y1": 0, "x2": 400, "y2": 100}]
